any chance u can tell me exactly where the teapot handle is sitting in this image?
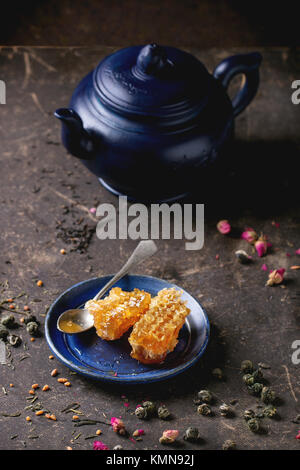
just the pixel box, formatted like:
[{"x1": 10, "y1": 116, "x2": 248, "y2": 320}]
[{"x1": 213, "y1": 52, "x2": 262, "y2": 117}]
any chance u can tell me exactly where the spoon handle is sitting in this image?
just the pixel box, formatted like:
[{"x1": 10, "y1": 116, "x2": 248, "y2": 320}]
[{"x1": 93, "y1": 240, "x2": 157, "y2": 301}]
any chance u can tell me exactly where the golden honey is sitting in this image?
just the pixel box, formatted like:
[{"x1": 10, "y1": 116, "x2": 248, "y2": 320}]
[
  {"x1": 85, "y1": 287, "x2": 151, "y2": 340},
  {"x1": 128, "y1": 288, "x2": 190, "y2": 364}
]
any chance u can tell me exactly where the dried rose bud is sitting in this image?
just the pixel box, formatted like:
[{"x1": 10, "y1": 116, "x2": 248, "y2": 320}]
[
  {"x1": 159, "y1": 429, "x2": 179, "y2": 445},
  {"x1": 217, "y1": 220, "x2": 231, "y2": 235},
  {"x1": 271, "y1": 221, "x2": 280, "y2": 228},
  {"x1": 295, "y1": 249, "x2": 300, "y2": 255},
  {"x1": 261, "y1": 263, "x2": 268, "y2": 271},
  {"x1": 255, "y1": 235, "x2": 268, "y2": 257},
  {"x1": 296, "y1": 431, "x2": 300, "y2": 440},
  {"x1": 241, "y1": 228, "x2": 258, "y2": 244},
  {"x1": 266, "y1": 268, "x2": 285, "y2": 286},
  {"x1": 110, "y1": 417, "x2": 126, "y2": 435},
  {"x1": 93, "y1": 440, "x2": 109, "y2": 450},
  {"x1": 132, "y1": 429, "x2": 145, "y2": 437}
]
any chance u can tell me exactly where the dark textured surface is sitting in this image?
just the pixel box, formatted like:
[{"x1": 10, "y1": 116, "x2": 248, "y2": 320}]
[
  {"x1": 1, "y1": 1, "x2": 299, "y2": 47},
  {"x1": 0, "y1": 46, "x2": 299, "y2": 450}
]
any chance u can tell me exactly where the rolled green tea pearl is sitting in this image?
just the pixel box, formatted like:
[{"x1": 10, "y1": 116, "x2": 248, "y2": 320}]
[
  {"x1": 263, "y1": 405, "x2": 277, "y2": 418},
  {"x1": 252, "y1": 368, "x2": 263, "y2": 383},
  {"x1": 26, "y1": 321, "x2": 39, "y2": 336},
  {"x1": 142, "y1": 401, "x2": 156, "y2": 416},
  {"x1": 24, "y1": 315, "x2": 38, "y2": 325},
  {"x1": 7, "y1": 334, "x2": 21, "y2": 347},
  {"x1": 222, "y1": 439, "x2": 236, "y2": 450},
  {"x1": 1, "y1": 315, "x2": 16, "y2": 328},
  {"x1": 219, "y1": 403, "x2": 231, "y2": 417},
  {"x1": 243, "y1": 374, "x2": 255, "y2": 386},
  {"x1": 240, "y1": 360, "x2": 254, "y2": 374},
  {"x1": 157, "y1": 405, "x2": 170, "y2": 420},
  {"x1": 0, "y1": 325, "x2": 9, "y2": 340},
  {"x1": 235, "y1": 250, "x2": 252, "y2": 264},
  {"x1": 135, "y1": 406, "x2": 148, "y2": 419},
  {"x1": 183, "y1": 427, "x2": 200, "y2": 443},
  {"x1": 197, "y1": 403, "x2": 212, "y2": 416},
  {"x1": 247, "y1": 382, "x2": 263, "y2": 396},
  {"x1": 261, "y1": 386, "x2": 276, "y2": 404},
  {"x1": 212, "y1": 368, "x2": 223, "y2": 380},
  {"x1": 243, "y1": 409, "x2": 255, "y2": 421},
  {"x1": 247, "y1": 417, "x2": 260, "y2": 433},
  {"x1": 197, "y1": 389, "x2": 213, "y2": 404}
]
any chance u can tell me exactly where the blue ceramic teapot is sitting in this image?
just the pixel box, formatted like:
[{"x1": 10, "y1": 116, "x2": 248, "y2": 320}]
[{"x1": 55, "y1": 44, "x2": 262, "y2": 202}]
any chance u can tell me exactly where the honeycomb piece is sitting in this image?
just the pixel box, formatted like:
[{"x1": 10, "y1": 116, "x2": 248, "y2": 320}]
[
  {"x1": 85, "y1": 287, "x2": 151, "y2": 341},
  {"x1": 128, "y1": 288, "x2": 190, "y2": 364}
]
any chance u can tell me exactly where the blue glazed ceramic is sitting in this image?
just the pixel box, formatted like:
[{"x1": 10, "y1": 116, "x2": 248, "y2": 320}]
[
  {"x1": 55, "y1": 44, "x2": 262, "y2": 202},
  {"x1": 45, "y1": 275, "x2": 210, "y2": 384}
]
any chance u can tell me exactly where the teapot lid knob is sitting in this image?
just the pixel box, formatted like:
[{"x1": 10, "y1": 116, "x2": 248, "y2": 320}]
[{"x1": 136, "y1": 43, "x2": 172, "y2": 75}]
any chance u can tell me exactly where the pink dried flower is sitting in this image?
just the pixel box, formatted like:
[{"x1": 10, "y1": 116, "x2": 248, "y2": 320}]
[
  {"x1": 266, "y1": 268, "x2": 285, "y2": 286},
  {"x1": 271, "y1": 221, "x2": 280, "y2": 228},
  {"x1": 217, "y1": 220, "x2": 231, "y2": 235},
  {"x1": 295, "y1": 249, "x2": 300, "y2": 255},
  {"x1": 261, "y1": 264, "x2": 268, "y2": 271},
  {"x1": 241, "y1": 228, "x2": 258, "y2": 244},
  {"x1": 159, "y1": 429, "x2": 179, "y2": 444},
  {"x1": 89, "y1": 207, "x2": 97, "y2": 214},
  {"x1": 296, "y1": 431, "x2": 300, "y2": 440},
  {"x1": 111, "y1": 417, "x2": 126, "y2": 435},
  {"x1": 93, "y1": 441, "x2": 109, "y2": 450},
  {"x1": 133, "y1": 429, "x2": 145, "y2": 437},
  {"x1": 255, "y1": 236, "x2": 268, "y2": 257}
]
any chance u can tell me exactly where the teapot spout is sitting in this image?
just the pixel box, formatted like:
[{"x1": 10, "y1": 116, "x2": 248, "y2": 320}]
[{"x1": 54, "y1": 108, "x2": 95, "y2": 159}]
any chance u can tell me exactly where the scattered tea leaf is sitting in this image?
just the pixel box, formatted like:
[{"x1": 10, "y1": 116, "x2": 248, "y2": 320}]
[{"x1": 0, "y1": 411, "x2": 21, "y2": 417}]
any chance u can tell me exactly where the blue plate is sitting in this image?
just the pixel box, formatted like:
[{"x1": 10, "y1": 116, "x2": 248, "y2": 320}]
[{"x1": 45, "y1": 275, "x2": 209, "y2": 384}]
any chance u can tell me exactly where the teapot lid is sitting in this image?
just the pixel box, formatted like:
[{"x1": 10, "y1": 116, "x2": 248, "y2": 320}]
[{"x1": 93, "y1": 44, "x2": 211, "y2": 120}]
